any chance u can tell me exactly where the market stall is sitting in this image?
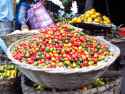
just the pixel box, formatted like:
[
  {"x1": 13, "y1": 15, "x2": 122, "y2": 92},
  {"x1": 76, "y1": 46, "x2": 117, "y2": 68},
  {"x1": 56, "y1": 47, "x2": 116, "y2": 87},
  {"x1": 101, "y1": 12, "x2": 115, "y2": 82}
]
[{"x1": 0, "y1": 0, "x2": 124, "y2": 94}]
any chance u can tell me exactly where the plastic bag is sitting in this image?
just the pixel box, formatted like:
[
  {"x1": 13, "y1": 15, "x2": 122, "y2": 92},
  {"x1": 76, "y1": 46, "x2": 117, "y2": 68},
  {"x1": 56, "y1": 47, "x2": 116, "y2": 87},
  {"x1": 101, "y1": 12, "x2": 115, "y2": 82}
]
[{"x1": 27, "y1": 0, "x2": 54, "y2": 29}]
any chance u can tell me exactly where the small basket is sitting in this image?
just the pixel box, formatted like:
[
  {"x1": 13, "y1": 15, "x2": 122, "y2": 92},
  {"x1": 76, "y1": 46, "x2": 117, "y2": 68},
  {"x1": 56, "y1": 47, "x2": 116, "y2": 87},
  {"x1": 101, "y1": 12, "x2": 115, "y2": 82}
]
[
  {"x1": 72, "y1": 23, "x2": 113, "y2": 30},
  {"x1": 0, "y1": 63, "x2": 22, "y2": 94},
  {"x1": 72, "y1": 23, "x2": 115, "y2": 37},
  {"x1": 2, "y1": 30, "x2": 39, "y2": 46}
]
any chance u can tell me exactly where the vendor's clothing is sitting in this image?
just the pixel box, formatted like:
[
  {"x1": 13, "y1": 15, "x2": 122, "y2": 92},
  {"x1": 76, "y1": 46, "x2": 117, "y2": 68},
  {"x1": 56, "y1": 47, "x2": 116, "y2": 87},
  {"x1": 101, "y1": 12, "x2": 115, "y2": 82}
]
[
  {"x1": 16, "y1": 0, "x2": 31, "y2": 29},
  {"x1": 0, "y1": 38, "x2": 7, "y2": 54},
  {"x1": 0, "y1": 21, "x2": 13, "y2": 36},
  {"x1": 16, "y1": 0, "x2": 53, "y2": 29},
  {"x1": 0, "y1": 22, "x2": 13, "y2": 60},
  {"x1": 0, "y1": 0, "x2": 14, "y2": 36},
  {"x1": 0, "y1": 38, "x2": 8, "y2": 63},
  {"x1": 0, "y1": 0, "x2": 13, "y2": 58},
  {"x1": 0, "y1": 0, "x2": 14, "y2": 22},
  {"x1": 84, "y1": 0, "x2": 94, "y2": 10}
]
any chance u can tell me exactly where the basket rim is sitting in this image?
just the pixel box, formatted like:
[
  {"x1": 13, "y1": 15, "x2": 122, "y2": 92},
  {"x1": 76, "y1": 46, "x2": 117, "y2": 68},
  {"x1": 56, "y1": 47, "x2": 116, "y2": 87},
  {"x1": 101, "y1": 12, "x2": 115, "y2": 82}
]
[{"x1": 7, "y1": 36, "x2": 120, "y2": 74}]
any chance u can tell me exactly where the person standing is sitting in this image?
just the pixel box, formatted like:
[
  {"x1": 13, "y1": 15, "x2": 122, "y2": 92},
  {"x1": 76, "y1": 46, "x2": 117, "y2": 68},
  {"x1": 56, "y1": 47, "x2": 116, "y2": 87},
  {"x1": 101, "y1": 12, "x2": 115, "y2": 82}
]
[
  {"x1": 60, "y1": 0, "x2": 94, "y2": 14},
  {"x1": 0, "y1": 0, "x2": 14, "y2": 55},
  {"x1": 0, "y1": 0, "x2": 14, "y2": 36},
  {"x1": 16, "y1": 0, "x2": 32, "y2": 30},
  {"x1": 76, "y1": 0, "x2": 94, "y2": 13}
]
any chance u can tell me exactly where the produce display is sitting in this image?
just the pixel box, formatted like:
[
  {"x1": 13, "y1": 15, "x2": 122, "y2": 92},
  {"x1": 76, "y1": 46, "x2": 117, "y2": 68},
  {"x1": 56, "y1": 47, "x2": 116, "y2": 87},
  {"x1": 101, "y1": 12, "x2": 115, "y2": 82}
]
[
  {"x1": 70, "y1": 9, "x2": 111, "y2": 25},
  {"x1": 0, "y1": 64, "x2": 17, "y2": 79},
  {"x1": 11, "y1": 23, "x2": 112, "y2": 69}
]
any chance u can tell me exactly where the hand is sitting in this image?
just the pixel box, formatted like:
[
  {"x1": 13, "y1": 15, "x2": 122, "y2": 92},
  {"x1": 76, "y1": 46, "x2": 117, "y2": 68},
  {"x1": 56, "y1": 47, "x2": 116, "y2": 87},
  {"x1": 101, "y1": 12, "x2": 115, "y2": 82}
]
[{"x1": 21, "y1": 24, "x2": 29, "y2": 32}]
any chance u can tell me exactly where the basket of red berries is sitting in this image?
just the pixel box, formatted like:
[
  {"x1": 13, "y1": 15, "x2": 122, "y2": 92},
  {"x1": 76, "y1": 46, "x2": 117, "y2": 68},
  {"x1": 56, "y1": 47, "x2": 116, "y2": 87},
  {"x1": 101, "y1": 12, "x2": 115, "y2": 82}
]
[{"x1": 7, "y1": 23, "x2": 120, "y2": 89}]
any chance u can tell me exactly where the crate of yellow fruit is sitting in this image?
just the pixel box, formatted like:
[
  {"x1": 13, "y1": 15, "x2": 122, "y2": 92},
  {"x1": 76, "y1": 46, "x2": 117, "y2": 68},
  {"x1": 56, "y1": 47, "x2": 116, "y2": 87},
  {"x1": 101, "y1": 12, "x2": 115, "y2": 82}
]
[
  {"x1": 70, "y1": 8, "x2": 115, "y2": 31},
  {"x1": 0, "y1": 62, "x2": 20, "y2": 94}
]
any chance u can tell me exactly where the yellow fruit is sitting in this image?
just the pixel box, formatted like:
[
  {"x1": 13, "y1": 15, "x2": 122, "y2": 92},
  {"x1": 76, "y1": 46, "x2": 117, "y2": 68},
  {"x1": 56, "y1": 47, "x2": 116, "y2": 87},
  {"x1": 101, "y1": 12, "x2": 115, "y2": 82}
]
[
  {"x1": 103, "y1": 21, "x2": 111, "y2": 25},
  {"x1": 85, "y1": 11, "x2": 90, "y2": 15},
  {"x1": 71, "y1": 17, "x2": 78, "y2": 23},
  {"x1": 88, "y1": 11, "x2": 94, "y2": 15},
  {"x1": 91, "y1": 14, "x2": 97, "y2": 18},
  {"x1": 83, "y1": 19, "x2": 86, "y2": 22},
  {"x1": 87, "y1": 18, "x2": 93, "y2": 23},
  {"x1": 76, "y1": 18, "x2": 81, "y2": 23},
  {"x1": 72, "y1": 63, "x2": 77, "y2": 68},
  {"x1": 103, "y1": 16, "x2": 111, "y2": 24},
  {"x1": 103, "y1": 16, "x2": 110, "y2": 20},
  {"x1": 80, "y1": 15, "x2": 85, "y2": 19},
  {"x1": 95, "y1": 12, "x2": 101, "y2": 17},
  {"x1": 90, "y1": 8, "x2": 96, "y2": 13},
  {"x1": 69, "y1": 21, "x2": 72, "y2": 23},
  {"x1": 103, "y1": 16, "x2": 107, "y2": 19},
  {"x1": 98, "y1": 17, "x2": 103, "y2": 21},
  {"x1": 94, "y1": 18, "x2": 100, "y2": 23},
  {"x1": 70, "y1": 8, "x2": 112, "y2": 25},
  {"x1": 64, "y1": 61, "x2": 70, "y2": 65},
  {"x1": 84, "y1": 13, "x2": 90, "y2": 18},
  {"x1": 10, "y1": 70, "x2": 16, "y2": 78},
  {"x1": 58, "y1": 62, "x2": 64, "y2": 67},
  {"x1": 103, "y1": 21, "x2": 107, "y2": 24},
  {"x1": 107, "y1": 20, "x2": 111, "y2": 24},
  {"x1": 79, "y1": 16, "x2": 82, "y2": 19},
  {"x1": 100, "y1": 21, "x2": 103, "y2": 24}
]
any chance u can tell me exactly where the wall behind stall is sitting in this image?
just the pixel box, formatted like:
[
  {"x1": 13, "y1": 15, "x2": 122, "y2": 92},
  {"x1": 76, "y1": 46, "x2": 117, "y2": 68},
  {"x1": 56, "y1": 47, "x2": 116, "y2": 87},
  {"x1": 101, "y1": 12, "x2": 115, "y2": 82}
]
[{"x1": 94, "y1": 0, "x2": 125, "y2": 26}]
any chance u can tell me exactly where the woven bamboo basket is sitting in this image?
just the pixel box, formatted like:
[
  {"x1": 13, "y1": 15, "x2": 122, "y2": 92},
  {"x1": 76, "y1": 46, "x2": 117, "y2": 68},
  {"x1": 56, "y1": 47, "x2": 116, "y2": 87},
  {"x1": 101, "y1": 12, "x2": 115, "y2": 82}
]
[
  {"x1": 7, "y1": 35, "x2": 120, "y2": 89},
  {"x1": 2, "y1": 30, "x2": 39, "y2": 46},
  {"x1": 21, "y1": 70, "x2": 122, "y2": 94}
]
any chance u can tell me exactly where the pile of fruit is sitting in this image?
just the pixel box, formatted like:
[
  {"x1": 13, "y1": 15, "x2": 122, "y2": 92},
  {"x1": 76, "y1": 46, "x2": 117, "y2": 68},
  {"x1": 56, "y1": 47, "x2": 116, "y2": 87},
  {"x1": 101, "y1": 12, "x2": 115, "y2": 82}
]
[
  {"x1": 70, "y1": 9, "x2": 111, "y2": 25},
  {"x1": 12, "y1": 23, "x2": 112, "y2": 69},
  {"x1": 0, "y1": 64, "x2": 17, "y2": 79}
]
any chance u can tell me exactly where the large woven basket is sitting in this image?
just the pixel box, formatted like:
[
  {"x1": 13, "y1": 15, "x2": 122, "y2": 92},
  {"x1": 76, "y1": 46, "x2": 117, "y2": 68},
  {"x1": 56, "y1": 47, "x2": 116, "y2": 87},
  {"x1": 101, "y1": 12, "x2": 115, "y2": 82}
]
[
  {"x1": 21, "y1": 70, "x2": 122, "y2": 94},
  {"x1": 7, "y1": 35, "x2": 120, "y2": 89}
]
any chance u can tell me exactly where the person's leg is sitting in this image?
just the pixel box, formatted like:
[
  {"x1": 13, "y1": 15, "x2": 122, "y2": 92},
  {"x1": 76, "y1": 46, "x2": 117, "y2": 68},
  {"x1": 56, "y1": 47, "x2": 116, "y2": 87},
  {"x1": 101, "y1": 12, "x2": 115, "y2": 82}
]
[
  {"x1": 85, "y1": 0, "x2": 94, "y2": 11},
  {"x1": 24, "y1": 75, "x2": 35, "y2": 87},
  {"x1": 0, "y1": 38, "x2": 7, "y2": 54},
  {"x1": 76, "y1": 0, "x2": 85, "y2": 13},
  {"x1": 76, "y1": 0, "x2": 94, "y2": 13},
  {"x1": 0, "y1": 21, "x2": 13, "y2": 36},
  {"x1": 0, "y1": 21, "x2": 13, "y2": 54}
]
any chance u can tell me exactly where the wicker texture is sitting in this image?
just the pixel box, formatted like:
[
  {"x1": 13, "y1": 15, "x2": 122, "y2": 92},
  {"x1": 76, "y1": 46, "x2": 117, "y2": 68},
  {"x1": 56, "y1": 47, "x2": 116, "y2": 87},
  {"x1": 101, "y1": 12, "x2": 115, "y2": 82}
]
[
  {"x1": 2, "y1": 32, "x2": 36, "y2": 46},
  {"x1": 7, "y1": 36, "x2": 120, "y2": 89},
  {"x1": 20, "y1": 68, "x2": 106, "y2": 89},
  {"x1": 22, "y1": 72, "x2": 122, "y2": 94}
]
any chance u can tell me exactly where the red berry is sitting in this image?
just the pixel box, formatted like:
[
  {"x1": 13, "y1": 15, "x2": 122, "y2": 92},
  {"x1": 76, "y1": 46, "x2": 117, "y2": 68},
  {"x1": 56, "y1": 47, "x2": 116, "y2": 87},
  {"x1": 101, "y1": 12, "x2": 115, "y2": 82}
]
[{"x1": 28, "y1": 58, "x2": 34, "y2": 64}]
